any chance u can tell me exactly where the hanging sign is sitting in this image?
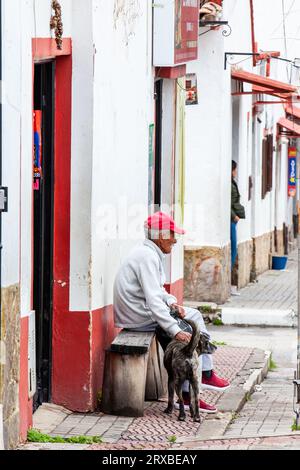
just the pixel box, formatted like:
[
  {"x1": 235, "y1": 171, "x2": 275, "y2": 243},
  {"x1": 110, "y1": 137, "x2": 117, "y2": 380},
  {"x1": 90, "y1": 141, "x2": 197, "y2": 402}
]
[
  {"x1": 33, "y1": 110, "x2": 42, "y2": 186},
  {"x1": 288, "y1": 147, "x2": 297, "y2": 197},
  {"x1": 153, "y1": 0, "x2": 199, "y2": 66}
]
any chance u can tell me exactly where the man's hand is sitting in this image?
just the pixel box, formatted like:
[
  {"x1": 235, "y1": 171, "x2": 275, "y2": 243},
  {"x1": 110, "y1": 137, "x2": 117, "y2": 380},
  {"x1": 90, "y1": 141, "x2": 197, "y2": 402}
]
[
  {"x1": 170, "y1": 304, "x2": 186, "y2": 319},
  {"x1": 234, "y1": 216, "x2": 240, "y2": 223},
  {"x1": 175, "y1": 331, "x2": 192, "y2": 343}
]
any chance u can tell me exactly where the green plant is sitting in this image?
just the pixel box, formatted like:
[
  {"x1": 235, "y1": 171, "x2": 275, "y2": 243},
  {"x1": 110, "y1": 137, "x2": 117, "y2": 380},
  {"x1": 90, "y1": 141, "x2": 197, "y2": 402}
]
[
  {"x1": 198, "y1": 305, "x2": 213, "y2": 313},
  {"x1": 27, "y1": 429, "x2": 103, "y2": 445},
  {"x1": 245, "y1": 392, "x2": 252, "y2": 402},
  {"x1": 212, "y1": 341, "x2": 227, "y2": 346},
  {"x1": 269, "y1": 358, "x2": 277, "y2": 371},
  {"x1": 168, "y1": 435, "x2": 177, "y2": 443},
  {"x1": 212, "y1": 318, "x2": 223, "y2": 326},
  {"x1": 291, "y1": 420, "x2": 300, "y2": 432},
  {"x1": 97, "y1": 390, "x2": 103, "y2": 406}
]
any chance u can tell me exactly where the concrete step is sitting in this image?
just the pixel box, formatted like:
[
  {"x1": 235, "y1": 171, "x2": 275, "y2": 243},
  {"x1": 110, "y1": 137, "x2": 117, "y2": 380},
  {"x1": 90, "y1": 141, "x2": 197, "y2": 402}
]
[{"x1": 221, "y1": 308, "x2": 297, "y2": 327}]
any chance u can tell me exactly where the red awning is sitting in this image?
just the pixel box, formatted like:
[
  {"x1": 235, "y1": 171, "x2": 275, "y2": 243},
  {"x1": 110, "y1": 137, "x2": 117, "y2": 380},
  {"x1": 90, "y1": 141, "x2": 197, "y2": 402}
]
[
  {"x1": 285, "y1": 104, "x2": 300, "y2": 119},
  {"x1": 232, "y1": 69, "x2": 297, "y2": 94},
  {"x1": 278, "y1": 117, "x2": 300, "y2": 136},
  {"x1": 253, "y1": 85, "x2": 294, "y2": 99}
]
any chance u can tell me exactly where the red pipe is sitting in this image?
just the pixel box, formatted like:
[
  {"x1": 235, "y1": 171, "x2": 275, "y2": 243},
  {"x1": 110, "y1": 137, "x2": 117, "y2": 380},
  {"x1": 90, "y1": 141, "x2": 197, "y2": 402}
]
[{"x1": 250, "y1": 0, "x2": 257, "y2": 67}]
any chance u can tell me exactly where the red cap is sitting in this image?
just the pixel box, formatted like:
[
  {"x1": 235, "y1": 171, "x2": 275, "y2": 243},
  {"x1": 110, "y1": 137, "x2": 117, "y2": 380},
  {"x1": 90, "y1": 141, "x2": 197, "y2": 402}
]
[{"x1": 146, "y1": 212, "x2": 186, "y2": 235}]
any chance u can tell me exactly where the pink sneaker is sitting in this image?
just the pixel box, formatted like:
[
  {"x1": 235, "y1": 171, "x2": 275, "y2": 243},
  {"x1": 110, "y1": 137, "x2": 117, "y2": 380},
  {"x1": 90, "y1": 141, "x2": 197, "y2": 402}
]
[
  {"x1": 175, "y1": 394, "x2": 217, "y2": 414},
  {"x1": 199, "y1": 400, "x2": 217, "y2": 414},
  {"x1": 202, "y1": 371, "x2": 230, "y2": 392}
]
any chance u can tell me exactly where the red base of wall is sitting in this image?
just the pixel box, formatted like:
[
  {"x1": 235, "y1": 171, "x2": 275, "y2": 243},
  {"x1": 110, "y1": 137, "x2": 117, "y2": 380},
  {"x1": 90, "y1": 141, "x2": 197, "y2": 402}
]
[
  {"x1": 52, "y1": 305, "x2": 118, "y2": 412},
  {"x1": 19, "y1": 317, "x2": 33, "y2": 442},
  {"x1": 165, "y1": 278, "x2": 184, "y2": 305}
]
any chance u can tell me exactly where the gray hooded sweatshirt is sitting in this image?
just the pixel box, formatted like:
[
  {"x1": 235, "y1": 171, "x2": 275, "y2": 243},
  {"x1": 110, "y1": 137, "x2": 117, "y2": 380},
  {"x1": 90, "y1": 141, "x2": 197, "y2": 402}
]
[{"x1": 113, "y1": 239, "x2": 182, "y2": 338}]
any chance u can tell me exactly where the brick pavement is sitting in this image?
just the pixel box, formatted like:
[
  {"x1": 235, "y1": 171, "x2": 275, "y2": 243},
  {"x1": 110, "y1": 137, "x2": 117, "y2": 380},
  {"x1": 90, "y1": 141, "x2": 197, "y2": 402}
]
[{"x1": 29, "y1": 345, "x2": 258, "y2": 450}]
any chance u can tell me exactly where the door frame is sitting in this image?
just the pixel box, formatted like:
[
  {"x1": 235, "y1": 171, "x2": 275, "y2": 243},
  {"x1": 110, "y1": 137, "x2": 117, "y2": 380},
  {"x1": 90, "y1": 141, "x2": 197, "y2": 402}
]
[{"x1": 32, "y1": 38, "x2": 72, "y2": 404}]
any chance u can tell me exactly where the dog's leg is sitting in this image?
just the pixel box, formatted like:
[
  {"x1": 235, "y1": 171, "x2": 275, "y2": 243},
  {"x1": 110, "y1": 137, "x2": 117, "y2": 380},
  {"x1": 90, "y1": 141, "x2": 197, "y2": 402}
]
[
  {"x1": 164, "y1": 376, "x2": 175, "y2": 415},
  {"x1": 189, "y1": 382, "x2": 195, "y2": 419},
  {"x1": 175, "y1": 381, "x2": 186, "y2": 421},
  {"x1": 190, "y1": 378, "x2": 200, "y2": 423}
]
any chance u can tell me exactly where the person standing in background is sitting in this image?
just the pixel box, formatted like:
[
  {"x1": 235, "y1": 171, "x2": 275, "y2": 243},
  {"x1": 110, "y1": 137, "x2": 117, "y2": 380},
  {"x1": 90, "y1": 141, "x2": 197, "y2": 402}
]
[{"x1": 231, "y1": 161, "x2": 245, "y2": 295}]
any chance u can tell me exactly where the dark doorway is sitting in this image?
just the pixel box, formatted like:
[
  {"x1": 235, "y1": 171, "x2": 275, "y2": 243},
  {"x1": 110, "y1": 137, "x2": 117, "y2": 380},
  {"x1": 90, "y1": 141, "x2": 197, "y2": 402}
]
[
  {"x1": 154, "y1": 79, "x2": 163, "y2": 208},
  {"x1": 33, "y1": 62, "x2": 55, "y2": 410}
]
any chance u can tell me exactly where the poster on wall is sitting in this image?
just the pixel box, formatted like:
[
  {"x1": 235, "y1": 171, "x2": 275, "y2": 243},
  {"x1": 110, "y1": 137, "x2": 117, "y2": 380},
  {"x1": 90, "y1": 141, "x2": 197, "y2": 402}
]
[
  {"x1": 288, "y1": 147, "x2": 297, "y2": 198},
  {"x1": 153, "y1": 0, "x2": 199, "y2": 66},
  {"x1": 33, "y1": 110, "x2": 42, "y2": 190},
  {"x1": 186, "y1": 73, "x2": 198, "y2": 105},
  {"x1": 148, "y1": 124, "x2": 155, "y2": 208}
]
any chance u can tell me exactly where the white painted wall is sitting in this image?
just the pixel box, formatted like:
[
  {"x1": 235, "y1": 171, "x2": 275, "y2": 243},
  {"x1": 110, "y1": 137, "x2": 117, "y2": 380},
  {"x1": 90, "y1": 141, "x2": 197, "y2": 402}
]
[
  {"x1": 185, "y1": 17, "x2": 233, "y2": 248},
  {"x1": 69, "y1": 0, "x2": 94, "y2": 311},
  {"x1": 89, "y1": 0, "x2": 155, "y2": 310}
]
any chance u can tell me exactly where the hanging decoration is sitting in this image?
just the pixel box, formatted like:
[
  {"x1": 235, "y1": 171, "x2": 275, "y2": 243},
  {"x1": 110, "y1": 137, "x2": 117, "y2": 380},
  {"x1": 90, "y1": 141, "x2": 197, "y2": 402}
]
[
  {"x1": 199, "y1": 1, "x2": 223, "y2": 22},
  {"x1": 33, "y1": 110, "x2": 43, "y2": 190},
  {"x1": 50, "y1": 0, "x2": 63, "y2": 50}
]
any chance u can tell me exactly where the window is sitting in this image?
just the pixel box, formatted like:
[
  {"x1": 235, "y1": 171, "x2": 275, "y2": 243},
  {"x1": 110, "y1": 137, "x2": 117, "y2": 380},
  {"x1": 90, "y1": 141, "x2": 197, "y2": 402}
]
[{"x1": 262, "y1": 133, "x2": 274, "y2": 199}]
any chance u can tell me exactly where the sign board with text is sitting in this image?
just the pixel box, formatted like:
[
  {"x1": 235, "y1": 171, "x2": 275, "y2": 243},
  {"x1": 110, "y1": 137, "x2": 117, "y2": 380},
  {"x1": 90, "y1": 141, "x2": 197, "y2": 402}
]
[
  {"x1": 288, "y1": 147, "x2": 297, "y2": 197},
  {"x1": 153, "y1": 0, "x2": 199, "y2": 67}
]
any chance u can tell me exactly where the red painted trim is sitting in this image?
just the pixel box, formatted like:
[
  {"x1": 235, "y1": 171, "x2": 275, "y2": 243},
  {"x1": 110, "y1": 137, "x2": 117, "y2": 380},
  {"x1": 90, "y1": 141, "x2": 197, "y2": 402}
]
[
  {"x1": 249, "y1": 0, "x2": 257, "y2": 67},
  {"x1": 156, "y1": 65, "x2": 186, "y2": 80},
  {"x1": 278, "y1": 117, "x2": 300, "y2": 136},
  {"x1": 165, "y1": 278, "x2": 184, "y2": 305},
  {"x1": 232, "y1": 69, "x2": 297, "y2": 93},
  {"x1": 32, "y1": 38, "x2": 72, "y2": 60},
  {"x1": 286, "y1": 104, "x2": 300, "y2": 120}
]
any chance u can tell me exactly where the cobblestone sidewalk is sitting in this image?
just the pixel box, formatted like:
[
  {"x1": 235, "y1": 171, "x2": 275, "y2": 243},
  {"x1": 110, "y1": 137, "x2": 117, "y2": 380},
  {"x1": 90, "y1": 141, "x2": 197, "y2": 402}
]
[
  {"x1": 222, "y1": 252, "x2": 297, "y2": 311},
  {"x1": 22, "y1": 345, "x2": 267, "y2": 451},
  {"x1": 173, "y1": 434, "x2": 300, "y2": 450},
  {"x1": 224, "y1": 367, "x2": 294, "y2": 438}
]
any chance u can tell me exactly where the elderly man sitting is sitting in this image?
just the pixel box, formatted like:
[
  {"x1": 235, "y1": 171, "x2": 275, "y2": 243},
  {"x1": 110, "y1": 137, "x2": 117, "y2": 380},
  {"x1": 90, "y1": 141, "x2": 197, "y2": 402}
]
[{"x1": 113, "y1": 212, "x2": 230, "y2": 413}]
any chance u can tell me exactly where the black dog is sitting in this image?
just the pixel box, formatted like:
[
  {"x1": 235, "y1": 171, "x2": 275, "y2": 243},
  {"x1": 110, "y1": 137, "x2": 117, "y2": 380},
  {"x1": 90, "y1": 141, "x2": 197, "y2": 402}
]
[{"x1": 163, "y1": 319, "x2": 216, "y2": 422}]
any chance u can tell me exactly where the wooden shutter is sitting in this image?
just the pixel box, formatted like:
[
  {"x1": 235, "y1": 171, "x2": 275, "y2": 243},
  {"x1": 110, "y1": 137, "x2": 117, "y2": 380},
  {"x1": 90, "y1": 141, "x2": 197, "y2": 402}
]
[
  {"x1": 261, "y1": 138, "x2": 268, "y2": 199},
  {"x1": 266, "y1": 134, "x2": 274, "y2": 192}
]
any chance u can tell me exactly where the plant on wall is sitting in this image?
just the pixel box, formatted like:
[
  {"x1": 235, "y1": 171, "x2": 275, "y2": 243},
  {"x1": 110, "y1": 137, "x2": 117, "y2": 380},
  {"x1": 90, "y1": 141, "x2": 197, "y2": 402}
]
[{"x1": 50, "y1": 0, "x2": 63, "y2": 50}]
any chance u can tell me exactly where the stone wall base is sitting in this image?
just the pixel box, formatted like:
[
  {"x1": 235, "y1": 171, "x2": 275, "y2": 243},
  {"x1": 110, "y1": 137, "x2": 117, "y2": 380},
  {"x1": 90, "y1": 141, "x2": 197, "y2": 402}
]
[
  {"x1": 184, "y1": 245, "x2": 231, "y2": 304},
  {"x1": 252, "y1": 232, "x2": 273, "y2": 277},
  {"x1": 233, "y1": 238, "x2": 254, "y2": 289},
  {"x1": 1, "y1": 284, "x2": 21, "y2": 449},
  {"x1": 184, "y1": 225, "x2": 296, "y2": 304}
]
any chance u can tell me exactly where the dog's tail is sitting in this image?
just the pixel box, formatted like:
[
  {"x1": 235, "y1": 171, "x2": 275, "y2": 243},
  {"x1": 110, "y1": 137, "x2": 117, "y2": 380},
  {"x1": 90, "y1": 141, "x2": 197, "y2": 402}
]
[{"x1": 182, "y1": 320, "x2": 201, "y2": 358}]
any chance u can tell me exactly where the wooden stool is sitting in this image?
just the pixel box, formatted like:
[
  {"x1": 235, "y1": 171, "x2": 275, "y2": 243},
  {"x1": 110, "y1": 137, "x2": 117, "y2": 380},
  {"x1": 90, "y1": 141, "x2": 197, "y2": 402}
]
[{"x1": 101, "y1": 330, "x2": 167, "y2": 417}]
